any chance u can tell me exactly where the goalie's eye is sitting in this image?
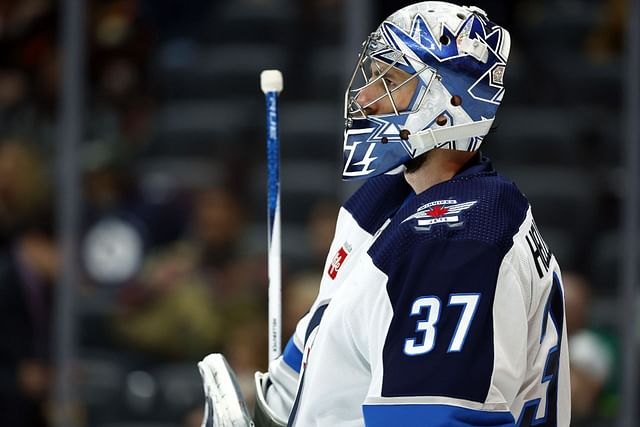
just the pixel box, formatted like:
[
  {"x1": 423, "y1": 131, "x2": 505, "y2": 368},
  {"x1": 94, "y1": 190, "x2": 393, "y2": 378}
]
[{"x1": 383, "y1": 77, "x2": 397, "y2": 89}]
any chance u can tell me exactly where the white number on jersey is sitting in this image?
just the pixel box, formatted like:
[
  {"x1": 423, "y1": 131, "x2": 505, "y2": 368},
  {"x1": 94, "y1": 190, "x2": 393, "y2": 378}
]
[{"x1": 403, "y1": 293, "x2": 481, "y2": 356}]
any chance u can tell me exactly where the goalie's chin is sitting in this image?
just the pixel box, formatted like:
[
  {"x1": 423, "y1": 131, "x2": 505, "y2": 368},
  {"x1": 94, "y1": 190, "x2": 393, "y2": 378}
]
[{"x1": 404, "y1": 151, "x2": 431, "y2": 175}]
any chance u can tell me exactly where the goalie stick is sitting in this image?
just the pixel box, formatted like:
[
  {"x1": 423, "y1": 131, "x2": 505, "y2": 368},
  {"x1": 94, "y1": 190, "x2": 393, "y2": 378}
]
[
  {"x1": 198, "y1": 70, "x2": 286, "y2": 427},
  {"x1": 261, "y1": 69, "x2": 284, "y2": 369}
]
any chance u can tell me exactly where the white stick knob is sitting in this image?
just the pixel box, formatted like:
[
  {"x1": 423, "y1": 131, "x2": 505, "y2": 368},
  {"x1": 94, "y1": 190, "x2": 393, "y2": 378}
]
[{"x1": 261, "y1": 69, "x2": 284, "y2": 94}]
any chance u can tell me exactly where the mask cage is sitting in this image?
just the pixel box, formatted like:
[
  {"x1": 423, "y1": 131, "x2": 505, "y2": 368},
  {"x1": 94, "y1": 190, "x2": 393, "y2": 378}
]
[{"x1": 345, "y1": 33, "x2": 437, "y2": 124}]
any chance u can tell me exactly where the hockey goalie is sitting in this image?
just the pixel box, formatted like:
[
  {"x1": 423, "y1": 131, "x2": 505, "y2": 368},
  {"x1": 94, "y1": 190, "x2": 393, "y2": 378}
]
[{"x1": 198, "y1": 2, "x2": 571, "y2": 426}]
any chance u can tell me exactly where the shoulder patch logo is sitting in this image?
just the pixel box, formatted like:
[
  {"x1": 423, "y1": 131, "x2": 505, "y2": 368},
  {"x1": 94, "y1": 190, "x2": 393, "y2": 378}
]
[
  {"x1": 402, "y1": 199, "x2": 478, "y2": 231},
  {"x1": 327, "y1": 242, "x2": 352, "y2": 280}
]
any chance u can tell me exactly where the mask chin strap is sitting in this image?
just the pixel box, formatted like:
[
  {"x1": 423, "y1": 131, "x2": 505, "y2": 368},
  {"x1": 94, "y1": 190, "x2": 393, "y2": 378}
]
[{"x1": 408, "y1": 118, "x2": 494, "y2": 153}]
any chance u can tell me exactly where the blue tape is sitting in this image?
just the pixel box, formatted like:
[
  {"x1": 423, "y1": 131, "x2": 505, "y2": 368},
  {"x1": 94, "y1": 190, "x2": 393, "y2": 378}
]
[{"x1": 265, "y1": 91, "x2": 280, "y2": 241}]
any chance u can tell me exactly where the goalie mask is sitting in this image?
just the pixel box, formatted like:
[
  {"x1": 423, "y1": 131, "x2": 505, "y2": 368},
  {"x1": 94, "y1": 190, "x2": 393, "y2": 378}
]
[{"x1": 342, "y1": 1, "x2": 511, "y2": 180}]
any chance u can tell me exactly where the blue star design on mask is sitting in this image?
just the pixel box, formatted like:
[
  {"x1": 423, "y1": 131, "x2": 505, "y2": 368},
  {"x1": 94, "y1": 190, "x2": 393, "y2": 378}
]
[
  {"x1": 378, "y1": 13, "x2": 508, "y2": 120},
  {"x1": 367, "y1": 115, "x2": 415, "y2": 156}
]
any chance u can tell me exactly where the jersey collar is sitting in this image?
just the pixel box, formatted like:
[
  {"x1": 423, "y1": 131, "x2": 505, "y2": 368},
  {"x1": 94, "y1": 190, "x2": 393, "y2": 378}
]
[{"x1": 453, "y1": 151, "x2": 494, "y2": 179}]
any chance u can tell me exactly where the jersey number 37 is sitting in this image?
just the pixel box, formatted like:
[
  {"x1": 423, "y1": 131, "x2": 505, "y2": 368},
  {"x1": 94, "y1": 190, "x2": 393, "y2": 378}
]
[{"x1": 404, "y1": 293, "x2": 480, "y2": 356}]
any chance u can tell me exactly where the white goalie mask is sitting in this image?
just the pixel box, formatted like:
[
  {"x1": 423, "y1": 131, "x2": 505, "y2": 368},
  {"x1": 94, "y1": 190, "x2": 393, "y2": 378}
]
[{"x1": 342, "y1": 1, "x2": 511, "y2": 180}]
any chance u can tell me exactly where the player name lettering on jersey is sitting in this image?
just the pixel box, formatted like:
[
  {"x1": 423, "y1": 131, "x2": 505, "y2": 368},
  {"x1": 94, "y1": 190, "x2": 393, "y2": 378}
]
[
  {"x1": 525, "y1": 220, "x2": 552, "y2": 279},
  {"x1": 328, "y1": 242, "x2": 352, "y2": 280}
]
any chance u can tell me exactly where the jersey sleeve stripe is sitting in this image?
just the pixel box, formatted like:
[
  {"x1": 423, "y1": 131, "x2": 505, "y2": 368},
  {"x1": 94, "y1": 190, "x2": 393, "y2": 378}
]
[
  {"x1": 282, "y1": 336, "x2": 303, "y2": 373},
  {"x1": 304, "y1": 303, "x2": 329, "y2": 345},
  {"x1": 362, "y1": 403, "x2": 515, "y2": 427}
]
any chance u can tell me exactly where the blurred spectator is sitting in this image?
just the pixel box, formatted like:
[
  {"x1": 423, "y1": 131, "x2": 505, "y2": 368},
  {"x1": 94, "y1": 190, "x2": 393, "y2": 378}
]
[
  {"x1": 111, "y1": 187, "x2": 265, "y2": 361},
  {"x1": 0, "y1": 141, "x2": 51, "y2": 248},
  {"x1": 0, "y1": 228, "x2": 57, "y2": 427},
  {"x1": 94, "y1": 55, "x2": 156, "y2": 148},
  {"x1": 81, "y1": 140, "x2": 187, "y2": 257},
  {"x1": 0, "y1": 141, "x2": 55, "y2": 427},
  {"x1": 564, "y1": 271, "x2": 615, "y2": 426},
  {"x1": 82, "y1": 141, "x2": 138, "y2": 213}
]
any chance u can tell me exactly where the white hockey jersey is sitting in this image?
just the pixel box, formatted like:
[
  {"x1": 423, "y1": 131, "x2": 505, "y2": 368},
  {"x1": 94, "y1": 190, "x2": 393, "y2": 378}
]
[{"x1": 266, "y1": 155, "x2": 571, "y2": 426}]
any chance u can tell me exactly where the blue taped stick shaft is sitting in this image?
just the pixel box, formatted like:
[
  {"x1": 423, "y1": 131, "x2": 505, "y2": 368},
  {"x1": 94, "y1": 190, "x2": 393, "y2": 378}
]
[
  {"x1": 266, "y1": 91, "x2": 280, "y2": 238},
  {"x1": 265, "y1": 90, "x2": 282, "y2": 367}
]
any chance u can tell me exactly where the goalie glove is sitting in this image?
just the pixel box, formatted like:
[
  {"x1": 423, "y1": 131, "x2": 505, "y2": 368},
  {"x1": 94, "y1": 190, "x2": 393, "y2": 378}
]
[{"x1": 198, "y1": 354, "x2": 254, "y2": 427}]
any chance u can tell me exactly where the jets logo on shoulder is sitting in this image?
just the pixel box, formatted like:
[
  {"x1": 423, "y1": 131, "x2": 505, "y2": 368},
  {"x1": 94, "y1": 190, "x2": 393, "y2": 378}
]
[{"x1": 402, "y1": 199, "x2": 478, "y2": 231}]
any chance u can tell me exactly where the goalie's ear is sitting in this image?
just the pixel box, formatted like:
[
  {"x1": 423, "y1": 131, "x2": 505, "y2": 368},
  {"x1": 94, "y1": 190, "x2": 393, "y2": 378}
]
[{"x1": 197, "y1": 353, "x2": 254, "y2": 427}]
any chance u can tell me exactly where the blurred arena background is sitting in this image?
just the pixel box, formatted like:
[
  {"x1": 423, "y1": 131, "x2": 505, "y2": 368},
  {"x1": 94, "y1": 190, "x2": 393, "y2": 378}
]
[{"x1": 0, "y1": 0, "x2": 636, "y2": 426}]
